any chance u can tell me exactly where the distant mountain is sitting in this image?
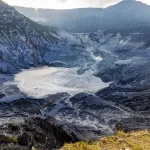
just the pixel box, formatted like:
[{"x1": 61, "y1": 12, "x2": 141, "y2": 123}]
[{"x1": 15, "y1": 0, "x2": 150, "y2": 33}]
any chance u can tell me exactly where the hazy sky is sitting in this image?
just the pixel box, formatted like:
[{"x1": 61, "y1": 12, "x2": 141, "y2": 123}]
[{"x1": 3, "y1": 0, "x2": 150, "y2": 9}]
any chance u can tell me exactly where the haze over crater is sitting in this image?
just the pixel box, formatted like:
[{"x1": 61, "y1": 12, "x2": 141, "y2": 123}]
[{"x1": 3, "y1": 0, "x2": 150, "y2": 9}]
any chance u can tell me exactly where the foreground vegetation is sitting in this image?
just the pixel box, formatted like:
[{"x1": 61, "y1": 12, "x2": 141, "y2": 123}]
[{"x1": 60, "y1": 130, "x2": 150, "y2": 150}]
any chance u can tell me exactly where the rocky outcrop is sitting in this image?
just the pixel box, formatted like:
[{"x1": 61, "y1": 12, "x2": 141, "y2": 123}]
[
  {"x1": 116, "y1": 117, "x2": 150, "y2": 132},
  {"x1": 0, "y1": 117, "x2": 79, "y2": 150}
]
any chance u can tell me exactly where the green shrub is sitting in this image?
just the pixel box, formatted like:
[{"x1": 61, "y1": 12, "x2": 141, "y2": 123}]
[
  {"x1": 8, "y1": 136, "x2": 18, "y2": 143},
  {"x1": 118, "y1": 130, "x2": 126, "y2": 136}
]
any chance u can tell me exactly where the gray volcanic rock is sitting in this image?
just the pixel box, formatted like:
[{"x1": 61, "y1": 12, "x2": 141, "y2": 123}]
[
  {"x1": 0, "y1": 92, "x2": 70, "y2": 118},
  {"x1": 96, "y1": 84, "x2": 150, "y2": 114},
  {"x1": 0, "y1": 1, "x2": 96, "y2": 74},
  {"x1": 0, "y1": 117, "x2": 79, "y2": 150},
  {"x1": 42, "y1": 93, "x2": 129, "y2": 139},
  {"x1": 117, "y1": 117, "x2": 150, "y2": 132}
]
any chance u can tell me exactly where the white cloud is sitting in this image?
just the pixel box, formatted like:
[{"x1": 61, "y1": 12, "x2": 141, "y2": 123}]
[{"x1": 3, "y1": 0, "x2": 150, "y2": 9}]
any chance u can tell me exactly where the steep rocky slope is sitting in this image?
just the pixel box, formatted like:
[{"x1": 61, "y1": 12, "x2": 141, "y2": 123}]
[{"x1": 0, "y1": 1, "x2": 96, "y2": 74}]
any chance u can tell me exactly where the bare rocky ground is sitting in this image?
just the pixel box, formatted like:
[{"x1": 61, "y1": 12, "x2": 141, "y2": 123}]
[{"x1": 0, "y1": 117, "x2": 79, "y2": 150}]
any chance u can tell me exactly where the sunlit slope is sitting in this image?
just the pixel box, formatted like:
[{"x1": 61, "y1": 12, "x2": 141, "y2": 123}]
[{"x1": 61, "y1": 130, "x2": 150, "y2": 150}]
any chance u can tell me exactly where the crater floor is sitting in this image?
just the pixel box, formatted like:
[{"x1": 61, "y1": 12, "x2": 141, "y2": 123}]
[{"x1": 14, "y1": 67, "x2": 110, "y2": 98}]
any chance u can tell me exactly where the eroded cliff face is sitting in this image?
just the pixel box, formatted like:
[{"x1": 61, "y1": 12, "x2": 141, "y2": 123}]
[{"x1": 0, "y1": 1, "x2": 96, "y2": 74}]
